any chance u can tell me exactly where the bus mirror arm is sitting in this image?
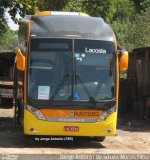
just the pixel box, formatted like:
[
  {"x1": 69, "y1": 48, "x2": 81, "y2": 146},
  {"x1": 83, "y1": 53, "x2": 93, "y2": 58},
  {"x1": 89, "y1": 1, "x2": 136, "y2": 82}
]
[{"x1": 16, "y1": 48, "x2": 25, "y2": 71}]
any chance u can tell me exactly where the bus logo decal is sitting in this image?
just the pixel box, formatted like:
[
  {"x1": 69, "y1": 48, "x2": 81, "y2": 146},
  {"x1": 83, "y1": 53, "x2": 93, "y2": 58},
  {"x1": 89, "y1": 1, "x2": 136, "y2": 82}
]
[{"x1": 85, "y1": 47, "x2": 106, "y2": 54}]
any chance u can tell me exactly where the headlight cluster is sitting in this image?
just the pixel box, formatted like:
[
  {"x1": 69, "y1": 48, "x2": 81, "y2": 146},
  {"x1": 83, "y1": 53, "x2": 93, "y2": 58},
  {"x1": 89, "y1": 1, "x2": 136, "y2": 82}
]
[
  {"x1": 27, "y1": 105, "x2": 46, "y2": 120},
  {"x1": 97, "y1": 106, "x2": 117, "y2": 121}
]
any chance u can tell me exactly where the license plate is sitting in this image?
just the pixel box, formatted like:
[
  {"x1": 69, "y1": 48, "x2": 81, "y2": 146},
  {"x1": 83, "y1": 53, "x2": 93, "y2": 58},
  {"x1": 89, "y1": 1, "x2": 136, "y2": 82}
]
[{"x1": 64, "y1": 126, "x2": 79, "y2": 132}]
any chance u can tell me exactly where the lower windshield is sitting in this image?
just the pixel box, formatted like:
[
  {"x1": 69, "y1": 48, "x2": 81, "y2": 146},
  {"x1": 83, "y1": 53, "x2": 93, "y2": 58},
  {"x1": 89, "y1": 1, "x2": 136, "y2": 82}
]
[{"x1": 28, "y1": 39, "x2": 115, "y2": 105}]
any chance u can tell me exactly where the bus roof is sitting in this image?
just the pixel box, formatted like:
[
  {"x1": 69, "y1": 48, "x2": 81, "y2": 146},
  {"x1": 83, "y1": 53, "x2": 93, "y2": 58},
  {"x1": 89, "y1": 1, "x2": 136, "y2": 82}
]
[{"x1": 29, "y1": 15, "x2": 115, "y2": 42}]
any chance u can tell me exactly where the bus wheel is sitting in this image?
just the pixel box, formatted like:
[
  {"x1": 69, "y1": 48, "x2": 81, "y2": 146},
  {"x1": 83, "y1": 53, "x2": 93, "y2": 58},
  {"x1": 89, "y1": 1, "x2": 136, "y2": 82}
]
[{"x1": 92, "y1": 136, "x2": 105, "y2": 142}]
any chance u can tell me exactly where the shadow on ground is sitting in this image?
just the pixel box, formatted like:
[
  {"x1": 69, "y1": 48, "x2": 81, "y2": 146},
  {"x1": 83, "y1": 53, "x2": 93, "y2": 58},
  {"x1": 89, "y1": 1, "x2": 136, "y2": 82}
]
[{"x1": 0, "y1": 117, "x2": 105, "y2": 149}]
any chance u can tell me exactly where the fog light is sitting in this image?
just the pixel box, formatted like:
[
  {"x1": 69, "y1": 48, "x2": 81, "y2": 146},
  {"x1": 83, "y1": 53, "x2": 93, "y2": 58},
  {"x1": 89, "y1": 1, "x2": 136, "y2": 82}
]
[
  {"x1": 29, "y1": 128, "x2": 34, "y2": 132},
  {"x1": 107, "y1": 129, "x2": 112, "y2": 133}
]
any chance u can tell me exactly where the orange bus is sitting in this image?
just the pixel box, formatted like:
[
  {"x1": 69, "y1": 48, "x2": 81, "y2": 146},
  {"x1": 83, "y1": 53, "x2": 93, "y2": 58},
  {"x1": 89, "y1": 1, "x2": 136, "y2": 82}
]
[{"x1": 13, "y1": 11, "x2": 128, "y2": 141}]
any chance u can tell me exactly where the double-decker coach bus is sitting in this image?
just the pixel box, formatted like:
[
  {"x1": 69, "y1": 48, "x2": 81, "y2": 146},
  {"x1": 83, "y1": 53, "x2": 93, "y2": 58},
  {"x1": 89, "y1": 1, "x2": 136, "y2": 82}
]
[{"x1": 13, "y1": 11, "x2": 128, "y2": 141}]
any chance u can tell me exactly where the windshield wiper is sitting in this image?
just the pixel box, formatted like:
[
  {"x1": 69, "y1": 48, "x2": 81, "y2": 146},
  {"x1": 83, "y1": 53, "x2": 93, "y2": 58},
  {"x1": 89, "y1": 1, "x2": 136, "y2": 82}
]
[
  {"x1": 50, "y1": 73, "x2": 97, "y2": 105},
  {"x1": 50, "y1": 74, "x2": 69, "y2": 101},
  {"x1": 75, "y1": 74, "x2": 97, "y2": 105}
]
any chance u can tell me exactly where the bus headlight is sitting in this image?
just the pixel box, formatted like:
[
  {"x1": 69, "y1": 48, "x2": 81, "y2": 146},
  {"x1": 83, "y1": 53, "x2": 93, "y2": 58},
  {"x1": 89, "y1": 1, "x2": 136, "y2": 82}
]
[
  {"x1": 97, "y1": 106, "x2": 117, "y2": 121},
  {"x1": 27, "y1": 105, "x2": 46, "y2": 120}
]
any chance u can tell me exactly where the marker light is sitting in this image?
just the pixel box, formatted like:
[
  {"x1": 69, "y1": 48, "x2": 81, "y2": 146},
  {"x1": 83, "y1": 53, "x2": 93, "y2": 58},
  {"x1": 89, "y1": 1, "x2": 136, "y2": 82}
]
[
  {"x1": 35, "y1": 11, "x2": 89, "y2": 17},
  {"x1": 51, "y1": 11, "x2": 79, "y2": 16}
]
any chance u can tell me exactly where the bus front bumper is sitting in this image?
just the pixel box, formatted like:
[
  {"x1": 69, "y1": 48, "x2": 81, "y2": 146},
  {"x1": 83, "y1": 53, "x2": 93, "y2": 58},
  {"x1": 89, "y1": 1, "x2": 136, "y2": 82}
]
[{"x1": 24, "y1": 110, "x2": 117, "y2": 136}]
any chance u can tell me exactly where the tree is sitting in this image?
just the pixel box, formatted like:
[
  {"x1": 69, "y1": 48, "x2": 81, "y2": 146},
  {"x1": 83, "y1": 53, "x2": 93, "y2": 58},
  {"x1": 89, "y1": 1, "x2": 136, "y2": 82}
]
[
  {"x1": 0, "y1": 18, "x2": 8, "y2": 36},
  {"x1": 110, "y1": 0, "x2": 136, "y2": 50},
  {"x1": 63, "y1": 0, "x2": 118, "y2": 23},
  {"x1": 112, "y1": 0, "x2": 135, "y2": 22},
  {"x1": 0, "y1": 29, "x2": 18, "y2": 51},
  {"x1": 0, "y1": 3, "x2": 8, "y2": 36},
  {"x1": 133, "y1": 0, "x2": 150, "y2": 12},
  {"x1": 127, "y1": 7, "x2": 150, "y2": 48},
  {"x1": 0, "y1": 0, "x2": 40, "y2": 33},
  {"x1": 43, "y1": 0, "x2": 67, "y2": 11}
]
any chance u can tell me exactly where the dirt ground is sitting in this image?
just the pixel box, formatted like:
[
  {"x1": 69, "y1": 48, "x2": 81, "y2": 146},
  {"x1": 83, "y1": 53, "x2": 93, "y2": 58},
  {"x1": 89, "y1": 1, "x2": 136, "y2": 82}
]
[{"x1": 0, "y1": 103, "x2": 150, "y2": 156}]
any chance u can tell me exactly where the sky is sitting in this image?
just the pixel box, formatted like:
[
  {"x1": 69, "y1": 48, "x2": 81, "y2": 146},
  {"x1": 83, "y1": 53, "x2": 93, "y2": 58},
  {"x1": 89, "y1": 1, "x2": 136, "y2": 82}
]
[{"x1": 5, "y1": 9, "x2": 19, "y2": 31}]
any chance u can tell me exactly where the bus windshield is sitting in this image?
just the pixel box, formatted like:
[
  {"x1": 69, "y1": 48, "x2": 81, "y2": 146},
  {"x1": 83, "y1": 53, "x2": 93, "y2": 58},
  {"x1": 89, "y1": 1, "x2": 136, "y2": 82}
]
[{"x1": 28, "y1": 39, "x2": 115, "y2": 105}]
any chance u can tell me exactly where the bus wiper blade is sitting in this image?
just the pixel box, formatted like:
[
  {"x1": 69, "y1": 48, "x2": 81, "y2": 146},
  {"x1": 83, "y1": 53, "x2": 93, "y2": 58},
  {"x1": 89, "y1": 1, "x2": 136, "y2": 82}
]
[
  {"x1": 76, "y1": 74, "x2": 97, "y2": 105},
  {"x1": 50, "y1": 74, "x2": 69, "y2": 101},
  {"x1": 89, "y1": 96, "x2": 97, "y2": 105}
]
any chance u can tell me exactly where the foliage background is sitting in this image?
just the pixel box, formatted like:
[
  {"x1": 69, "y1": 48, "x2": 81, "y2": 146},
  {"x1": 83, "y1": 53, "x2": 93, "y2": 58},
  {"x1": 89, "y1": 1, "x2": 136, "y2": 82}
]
[{"x1": 0, "y1": 0, "x2": 150, "y2": 51}]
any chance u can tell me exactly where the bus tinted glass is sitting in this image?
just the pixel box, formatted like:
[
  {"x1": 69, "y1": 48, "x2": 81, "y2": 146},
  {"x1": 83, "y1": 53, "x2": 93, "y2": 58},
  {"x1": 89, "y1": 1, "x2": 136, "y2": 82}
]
[
  {"x1": 30, "y1": 39, "x2": 72, "y2": 52},
  {"x1": 28, "y1": 39, "x2": 115, "y2": 106},
  {"x1": 28, "y1": 39, "x2": 72, "y2": 101},
  {"x1": 74, "y1": 40, "x2": 115, "y2": 100}
]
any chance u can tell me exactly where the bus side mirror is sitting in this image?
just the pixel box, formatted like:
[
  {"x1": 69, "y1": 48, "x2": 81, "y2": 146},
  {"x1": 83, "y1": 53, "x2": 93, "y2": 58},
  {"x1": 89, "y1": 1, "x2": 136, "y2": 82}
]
[
  {"x1": 119, "y1": 50, "x2": 128, "y2": 72},
  {"x1": 16, "y1": 48, "x2": 25, "y2": 71}
]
